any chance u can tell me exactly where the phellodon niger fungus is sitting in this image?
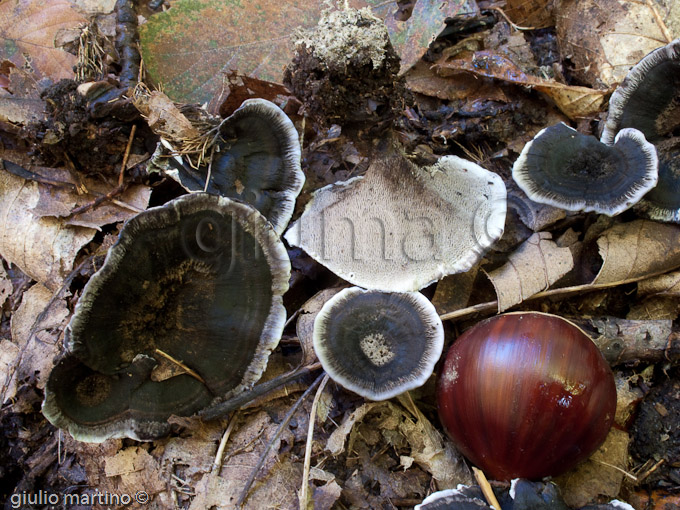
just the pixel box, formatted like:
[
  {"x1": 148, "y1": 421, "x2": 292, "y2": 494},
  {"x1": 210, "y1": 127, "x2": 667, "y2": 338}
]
[
  {"x1": 313, "y1": 287, "x2": 444, "y2": 400},
  {"x1": 437, "y1": 312, "x2": 617, "y2": 481},
  {"x1": 156, "y1": 98, "x2": 304, "y2": 235},
  {"x1": 42, "y1": 193, "x2": 290, "y2": 442},
  {"x1": 285, "y1": 148, "x2": 507, "y2": 292},
  {"x1": 512, "y1": 122, "x2": 658, "y2": 216},
  {"x1": 600, "y1": 39, "x2": 680, "y2": 222}
]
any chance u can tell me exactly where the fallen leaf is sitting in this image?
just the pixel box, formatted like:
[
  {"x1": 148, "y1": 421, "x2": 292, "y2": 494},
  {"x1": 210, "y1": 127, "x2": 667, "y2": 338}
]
[
  {"x1": 436, "y1": 49, "x2": 608, "y2": 119},
  {"x1": 554, "y1": 428, "x2": 630, "y2": 508},
  {"x1": 593, "y1": 220, "x2": 680, "y2": 285},
  {"x1": 507, "y1": 183, "x2": 566, "y2": 232},
  {"x1": 0, "y1": 169, "x2": 96, "y2": 290},
  {"x1": 385, "y1": 0, "x2": 476, "y2": 74},
  {"x1": 0, "y1": 264, "x2": 12, "y2": 308},
  {"x1": 486, "y1": 232, "x2": 574, "y2": 312},
  {"x1": 104, "y1": 446, "x2": 166, "y2": 500},
  {"x1": 0, "y1": 338, "x2": 21, "y2": 401},
  {"x1": 503, "y1": 0, "x2": 554, "y2": 29},
  {"x1": 638, "y1": 270, "x2": 680, "y2": 297},
  {"x1": 0, "y1": 0, "x2": 86, "y2": 81},
  {"x1": 296, "y1": 287, "x2": 345, "y2": 366},
  {"x1": 431, "y1": 265, "x2": 479, "y2": 315},
  {"x1": 556, "y1": 0, "x2": 672, "y2": 88},
  {"x1": 8, "y1": 283, "x2": 67, "y2": 393}
]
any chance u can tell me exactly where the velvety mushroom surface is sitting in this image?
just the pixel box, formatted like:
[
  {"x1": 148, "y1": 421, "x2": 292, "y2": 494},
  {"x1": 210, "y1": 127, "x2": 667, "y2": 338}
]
[
  {"x1": 512, "y1": 123, "x2": 658, "y2": 216},
  {"x1": 601, "y1": 39, "x2": 680, "y2": 145},
  {"x1": 636, "y1": 137, "x2": 680, "y2": 222},
  {"x1": 313, "y1": 287, "x2": 444, "y2": 400},
  {"x1": 285, "y1": 148, "x2": 506, "y2": 292},
  {"x1": 43, "y1": 193, "x2": 290, "y2": 442},
  {"x1": 161, "y1": 98, "x2": 304, "y2": 234}
]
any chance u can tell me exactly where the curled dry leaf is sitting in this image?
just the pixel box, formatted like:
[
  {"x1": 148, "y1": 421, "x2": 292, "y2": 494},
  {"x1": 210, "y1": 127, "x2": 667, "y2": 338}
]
[
  {"x1": 0, "y1": 170, "x2": 96, "y2": 291},
  {"x1": 593, "y1": 220, "x2": 680, "y2": 285},
  {"x1": 436, "y1": 50, "x2": 608, "y2": 119},
  {"x1": 554, "y1": 428, "x2": 630, "y2": 509},
  {"x1": 556, "y1": 0, "x2": 673, "y2": 88},
  {"x1": 638, "y1": 270, "x2": 680, "y2": 297},
  {"x1": 8, "y1": 284, "x2": 66, "y2": 394},
  {"x1": 0, "y1": 0, "x2": 86, "y2": 81},
  {"x1": 486, "y1": 232, "x2": 574, "y2": 312},
  {"x1": 504, "y1": 0, "x2": 555, "y2": 29}
]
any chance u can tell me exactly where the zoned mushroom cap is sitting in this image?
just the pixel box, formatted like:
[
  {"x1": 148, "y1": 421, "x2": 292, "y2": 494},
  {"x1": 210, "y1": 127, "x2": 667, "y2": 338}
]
[
  {"x1": 313, "y1": 287, "x2": 444, "y2": 400},
  {"x1": 285, "y1": 149, "x2": 506, "y2": 292},
  {"x1": 42, "y1": 193, "x2": 290, "y2": 442},
  {"x1": 512, "y1": 123, "x2": 658, "y2": 216},
  {"x1": 163, "y1": 98, "x2": 304, "y2": 234},
  {"x1": 635, "y1": 137, "x2": 680, "y2": 222},
  {"x1": 601, "y1": 39, "x2": 680, "y2": 145}
]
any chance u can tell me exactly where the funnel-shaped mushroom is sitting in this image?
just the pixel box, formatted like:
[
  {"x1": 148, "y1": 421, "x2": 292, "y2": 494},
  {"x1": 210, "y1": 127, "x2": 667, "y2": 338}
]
[
  {"x1": 512, "y1": 123, "x2": 658, "y2": 216},
  {"x1": 285, "y1": 149, "x2": 506, "y2": 292},
  {"x1": 313, "y1": 287, "x2": 444, "y2": 400},
  {"x1": 601, "y1": 39, "x2": 680, "y2": 145},
  {"x1": 42, "y1": 193, "x2": 290, "y2": 442},
  {"x1": 160, "y1": 98, "x2": 304, "y2": 234}
]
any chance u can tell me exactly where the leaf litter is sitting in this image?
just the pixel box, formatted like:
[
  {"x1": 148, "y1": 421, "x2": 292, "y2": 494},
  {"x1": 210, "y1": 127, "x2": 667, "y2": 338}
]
[{"x1": 1, "y1": 0, "x2": 680, "y2": 508}]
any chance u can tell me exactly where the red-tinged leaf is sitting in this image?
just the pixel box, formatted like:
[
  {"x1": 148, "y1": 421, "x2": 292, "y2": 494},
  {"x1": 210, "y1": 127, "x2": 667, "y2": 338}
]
[{"x1": 0, "y1": 0, "x2": 85, "y2": 81}]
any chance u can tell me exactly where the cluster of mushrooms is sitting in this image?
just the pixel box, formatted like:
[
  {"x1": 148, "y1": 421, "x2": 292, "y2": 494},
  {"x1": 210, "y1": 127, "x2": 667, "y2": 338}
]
[{"x1": 42, "y1": 38, "x2": 678, "y2": 501}]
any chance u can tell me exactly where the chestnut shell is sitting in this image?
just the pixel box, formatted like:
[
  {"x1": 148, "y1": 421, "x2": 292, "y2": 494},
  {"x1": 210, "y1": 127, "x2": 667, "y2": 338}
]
[{"x1": 437, "y1": 312, "x2": 616, "y2": 481}]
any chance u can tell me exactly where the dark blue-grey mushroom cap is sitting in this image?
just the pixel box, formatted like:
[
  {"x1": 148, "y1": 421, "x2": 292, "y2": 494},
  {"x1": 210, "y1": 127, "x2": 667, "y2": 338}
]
[
  {"x1": 635, "y1": 137, "x2": 680, "y2": 222},
  {"x1": 42, "y1": 193, "x2": 290, "y2": 442},
  {"x1": 512, "y1": 123, "x2": 658, "y2": 216},
  {"x1": 601, "y1": 39, "x2": 680, "y2": 145},
  {"x1": 161, "y1": 98, "x2": 304, "y2": 235},
  {"x1": 313, "y1": 287, "x2": 443, "y2": 400}
]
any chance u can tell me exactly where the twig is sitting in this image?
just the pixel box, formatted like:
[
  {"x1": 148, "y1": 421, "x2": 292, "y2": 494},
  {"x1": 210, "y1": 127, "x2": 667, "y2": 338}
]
[
  {"x1": 118, "y1": 124, "x2": 137, "y2": 186},
  {"x1": 154, "y1": 348, "x2": 206, "y2": 384},
  {"x1": 592, "y1": 459, "x2": 638, "y2": 481},
  {"x1": 489, "y1": 6, "x2": 539, "y2": 31},
  {"x1": 299, "y1": 373, "x2": 330, "y2": 509},
  {"x1": 236, "y1": 373, "x2": 326, "y2": 508},
  {"x1": 212, "y1": 413, "x2": 238, "y2": 473},
  {"x1": 439, "y1": 268, "x2": 680, "y2": 322},
  {"x1": 199, "y1": 362, "x2": 322, "y2": 421},
  {"x1": 644, "y1": 0, "x2": 673, "y2": 43},
  {"x1": 472, "y1": 467, "x2": 502, "y2": 510}
]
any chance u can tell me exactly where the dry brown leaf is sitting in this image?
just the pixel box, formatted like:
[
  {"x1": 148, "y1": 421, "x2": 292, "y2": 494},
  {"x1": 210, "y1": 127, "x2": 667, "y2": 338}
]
[
  {"x1": 8, "y1": 284, "x2": 67, "y2": 393},
  {"x1": 554, "y1": 428, "x2": 630, "y2": 508},
  {"x1": 296, "y1": 287, "x2": 345, "y2": 366},
  {"x1": 593, "y1": 220, "x2": 680, "y2": 285},
  {"x1": 0, "y1": 338, "x2": 20, "y2": 401},
  {"x1": 431, "y1": 265, "x2": 479, "y2": 315},
  {"x1": 486, "y1": 232, "x2": 574, "y2": 312},
  {"x1": 504, "y1": 0, "x2": 555, "y2": 28},
  {"x1": 0, "y1": 170, "x2": 96, "y2": 290},
  {"x1": 507, "y1": 183, "x2": 567, "y2": 232},
  {"x1": 0, "y1": 264, "x2": 11, "y2": 308},
  {"x1": 133, "y1": 89, "x2": 200, "y2": 142},
  {"x1": 104, "y1": 446, "x2": 166, "y2": 500},
  {"x1": 436, "y1": 50, "x2": 608, "y2": 119},
  {"x1": 627, "y1": 296, "x2": 680, "y2": 321},
  {"x1": 30, "y1": 167, "x2": 151, "y2": 230},
  {"x1": 638, "y1": 270, "x2": 680, "y2": 297},
  {"x1": 326, "y1": 402, "x2": 378, "y2": 456},
  {"x1": 556, "y1": 0, "x2": 672, "y2": 88},
  {"x1": 614, "y1": 372, "x2": 644, "y2": 428},
  {"x1": 0, "y1": 0, "x2": 86, "y2": 81}
]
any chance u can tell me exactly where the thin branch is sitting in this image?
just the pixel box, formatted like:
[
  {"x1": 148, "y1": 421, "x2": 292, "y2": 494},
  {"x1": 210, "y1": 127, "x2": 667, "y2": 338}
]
[
  {"x1": 299, "y1": 374, "x2": 330, "y2": 509},
  {"x1": 154, "y1": 348, "x2": 206, "y2": 384},
  {"x1": 236, "y1": 373, "x2": 326, "y2": 508}
]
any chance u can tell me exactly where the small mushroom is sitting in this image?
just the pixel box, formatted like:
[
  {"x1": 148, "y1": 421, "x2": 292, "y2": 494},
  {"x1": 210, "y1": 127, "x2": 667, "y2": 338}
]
[
  {"x1": 512, "y1": 123, "x2": 658, "y2": 216},
  {"x1": 601, "y1": 39, "x2": 680, "y2": 145},
  {"x1": 313, "y1": 287, "x2": 444, "y2": 400},
  {"x1": 415, "y1": 489, "x2": 493, "y2": 510},
  {"x1": 635, "y1": 137, "x2": 680, "y2": 222},
  {"x1": 42, "y1": 193, "x2": 290, "y2": 441},
  {"x1": 285, "y1": 147, "x2": 506, "y2": 292},
  {"x1": 160, "y1": 98, "x2": 304, "y2": 234}
]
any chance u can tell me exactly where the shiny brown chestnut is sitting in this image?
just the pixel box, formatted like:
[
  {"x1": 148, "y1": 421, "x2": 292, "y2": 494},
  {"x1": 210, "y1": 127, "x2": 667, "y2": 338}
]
[{"x1": 437, "y1": 312, "x2": 616, "y2": 481}]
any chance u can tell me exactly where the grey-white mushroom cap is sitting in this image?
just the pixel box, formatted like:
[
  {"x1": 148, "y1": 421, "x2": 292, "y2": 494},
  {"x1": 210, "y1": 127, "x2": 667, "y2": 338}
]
[
  {"x1": 512, "y1": 123, "x2": 658, "y2": 216},
  {"x1": 601, "y1": 39, "x2": 680, "y2": 146},
  {"x1": 313, "y1": 287, "x2": 444, "y2": 401},
  {"x1": 285, "y1": 152, "x2": 506, "y2": 292}
]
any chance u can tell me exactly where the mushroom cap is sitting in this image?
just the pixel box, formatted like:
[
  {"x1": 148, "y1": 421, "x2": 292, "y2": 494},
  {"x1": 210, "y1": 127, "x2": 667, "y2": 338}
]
[
  {"x1": 42, "y1": 193, "x2": 290, "y2": 442},
  {"x1": 163, "y1": 98, "x2": 304, "y2": 234},
  {"x1": 512, "y1": 123, "x2": 658, "y2": 216},
  {"x1": 285, "y1": 150, "x2": 506, "y2": 292},
  {"x1": 601, "y1": 39, "x2": 680, "y2": 145},
  {"x1": 313, "y1": 287, "x2": 444, "y2": 400},
  {"x1": 635, "y1": 137, "x2": 680, "y2": 222}
]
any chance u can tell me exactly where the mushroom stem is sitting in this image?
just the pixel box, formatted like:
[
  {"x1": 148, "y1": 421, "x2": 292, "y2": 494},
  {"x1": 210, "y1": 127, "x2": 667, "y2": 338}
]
[{"x1": 199, "y1": 362, "x2": 323, "y2": 421}]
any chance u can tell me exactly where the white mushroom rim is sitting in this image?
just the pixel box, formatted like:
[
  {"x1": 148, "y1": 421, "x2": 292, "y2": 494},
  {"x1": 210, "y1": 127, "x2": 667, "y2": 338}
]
[{"x1": 312, "y1": 287, "x2": 444, "y2": 401}]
